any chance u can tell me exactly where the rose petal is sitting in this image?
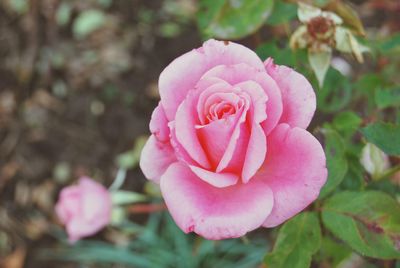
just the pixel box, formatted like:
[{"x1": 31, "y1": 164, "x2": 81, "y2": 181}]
[
  {"x1": 189, "y1": 165, "x2": 239, "y2": 188},
  {"x1": 216, "y1": 100, "x2": 250, "y2": 173},
  {"x1": 242, "y1": 124, "x2": 267, "y2": 183},
  {"x1": 196, "y1": 77, "x2": 232, "y2": 124},
  {"x1": 159, "y1": 39, "x2": 264, "y2": 120},
  {"x1": 160, "y1": 162, "x2": 274, "y2": 240},
  {"x1": 80, "y1": 178, "x2": 111, "y2": 223},
  {"x1": 235, "y1": 81, "x2": 268, "y2": 123},
  {"x1": 149, "y1": 103, "x2": 170, "y2": 142},
  {"x1": 66, "y1": 217, "x2": 102, "y2": 243},
  {"x1": 265, "y1": 58, "x2": 316, "y2": 129},
  {"x1": 257, "y1": 123, "x2": 327, "y2": 227},
  {"x1": 175, "y1": 91, "x2": 211, "y2": 169},
  {"x1": 234, "y1": 81, "x2": 268, "y2": 182},
  {"x1": 140, "y1": 135, "x2": 177, "y2": 183},
  {"x1": 196, "y1": 114, "x2": 239, "y2": 168},
  {"x1": 56, "y1": 186, "x2": 81, "y2": 223}
]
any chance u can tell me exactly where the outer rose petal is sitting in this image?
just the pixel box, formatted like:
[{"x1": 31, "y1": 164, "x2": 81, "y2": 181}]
[
  {"x1": 265, "y1": 58, "x2": 316, "y2": 129},
  {"x1": 189, "y1": 165, "x2": 238, "y2": 188},
  {"x1": 80, "y1": 177, "x2": 112, "y2": 222},
  {"x1": 160, "y1": 162, "x2": 274, "y2": 240},
  {"x1": 140, "y1": 135, "x2": 176, "y2": 183},
  {"x1": 55, "y1": 186, "x2": 81, "y2": 223},
  {"x1": 149, "y1": 103, "x2": 170, "y2": 142},
  {"x1": 258, "y1": 124, "x2": 327, "y2": 227},
  {"x1": 159, "y1": 39, "x2": 264, "y2": 119},
  {"x1": 67, "y1": 217, "x2": 101, "y2": 243}
]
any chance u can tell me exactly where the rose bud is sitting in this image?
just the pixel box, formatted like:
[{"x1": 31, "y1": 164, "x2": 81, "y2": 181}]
[{"x1": 55, "y1": 177, "x2": 112, "y2": 243}]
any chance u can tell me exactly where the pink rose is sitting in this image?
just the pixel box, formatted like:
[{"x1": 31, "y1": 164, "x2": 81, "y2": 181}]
[
  {"x1": 55, "y1": 177, "x2": 112, "y2": 242},
  {"x1": 140, "y1": 39, "x2": 327, "y2": 239}
]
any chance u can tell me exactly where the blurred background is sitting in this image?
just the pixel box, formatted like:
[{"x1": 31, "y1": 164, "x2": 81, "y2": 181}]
[{"x1": 0, "y1": 0, "x2": 399, "y2": 267}]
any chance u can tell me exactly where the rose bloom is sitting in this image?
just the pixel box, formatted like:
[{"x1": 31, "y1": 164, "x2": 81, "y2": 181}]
[
  {"x1": 55, "y1": 177, "x2": 112, "y2": 242},
  {"x1": 140, "y1": 39, "x2": 327, "y2": 239}
]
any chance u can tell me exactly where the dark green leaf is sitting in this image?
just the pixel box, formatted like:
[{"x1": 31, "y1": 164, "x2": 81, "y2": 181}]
[
  {"x1": 322, "y1": 191, "x2": 400, "y2": 259},
  {"x1": 355, "y1": 73, "x2": 384, "y2": 93},
  {"x1": 319, "y1": 129, "x2": 348, "y2": 199},
  {"x1": 340, "y1": 156, "x2": 365, "y2": 191},
  {"x1": 316, "y1": 237, "x2": 352, "y2": 267},
  {"x1": 256, "y1": 41, "x2": 296, "y2": 66},
  {"x1": 375, "y1": 87, "x2": 400, "y2": 109},
  {"x1": 317, "y1": 68, "x2": 352, "y2": 113},
  {"x1": 197, "y1": 0, "x2": 274, "y2": 39},
  {"x1": 332, "y1": 111, "x2": 362, "y2": 137},
  {"x1": 266, "y1": 1, "x2": 297, "y2": 25},
  {"x1": 264, "y1": 212, "x2": 321, "y2": 268},
  {"x1": 361, "y1": 122, "x2": 400, "y2": 156}
]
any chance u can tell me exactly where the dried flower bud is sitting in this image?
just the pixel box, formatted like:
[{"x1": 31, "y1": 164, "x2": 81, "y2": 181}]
[{"x1": 307, "y1": 16, "x2": 336, "y2": 45}]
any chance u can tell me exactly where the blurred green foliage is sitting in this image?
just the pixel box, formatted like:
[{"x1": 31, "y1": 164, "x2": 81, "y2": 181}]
[
  {"x1": 197, "y1": 0, "x2": 274, "y2": 39},
  {"x1": 73, "y1": 10, "x2": 107, "y2": 39},
  {"x1": 40, "y1": 213, "x2": 268, "y2": 268}
]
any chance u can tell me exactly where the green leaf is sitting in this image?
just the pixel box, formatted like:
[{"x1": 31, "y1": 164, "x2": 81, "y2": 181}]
[
  {"x1": 361, "y1": 122, "x2": 400, "y2": 156},
  {"x1": 341, "y1": 157, "x2": 365, "y2": 191},
  {"x1": 316, "y1": 237, "x2": 352, "y2": 267},
  {"x1": 264, "y1": 212, "x2": 321, "y2": 268},
  {"x1": 332, "y1": 111, "x2": 362, "y2": 137},
  {"x1": 375, "y1": 87, "x2": 400, "y2": 109},
  {"x1": 308, "y1": 50, "x2": 332, "y2": 88},
  {"x1": 197, "y1": 0, "x2": 274, "y2": 39},
  {"x1": 111, "y1": 190, "x2": 147, "y2": 206},
  {"x1": 354, "y1": 73, "x2": 385, "y2": 111},
  {"x1": 322, "y1": 191, "x2": 400, "y2": 259},
  {"x1": 256, "y1": 41, "x2": 296, "y2": 66},
  {"x1": 317, "y1": 68, "x2": 352, "y2": 113},
  {"x1": 73, "y1": 10, "x2": 106, "y2": 39},
  {"x1": 319, "y1": 129, "x2": 348, "y2": 199},
  {"x1": 266, "y1": 1, "x2": 297, "y2": 25}
]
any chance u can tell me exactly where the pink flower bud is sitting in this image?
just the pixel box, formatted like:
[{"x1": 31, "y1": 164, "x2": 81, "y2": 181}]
[{"x1": 55, "y1": 177, "x2": 112, "y2": 243}]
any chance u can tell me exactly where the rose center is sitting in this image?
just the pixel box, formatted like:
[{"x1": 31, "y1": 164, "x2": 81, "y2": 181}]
[
  {"x1": 207, "y1": 101, "x2": 236, "y2": 122},
  {"x1": 307, "y1": 16, "x2": 335, "y2": 42}
]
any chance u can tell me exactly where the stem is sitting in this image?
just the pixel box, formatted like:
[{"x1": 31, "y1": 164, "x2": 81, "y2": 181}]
[
  {"x1": 375, "y1": 165, "x2": 400, "y2": 181},
  {"x1": 109, "y1": 168, "x2": 127, "y2": 191},
  {"x1": 127, "y1": 203, "x2": 166, "y2": 214}
]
